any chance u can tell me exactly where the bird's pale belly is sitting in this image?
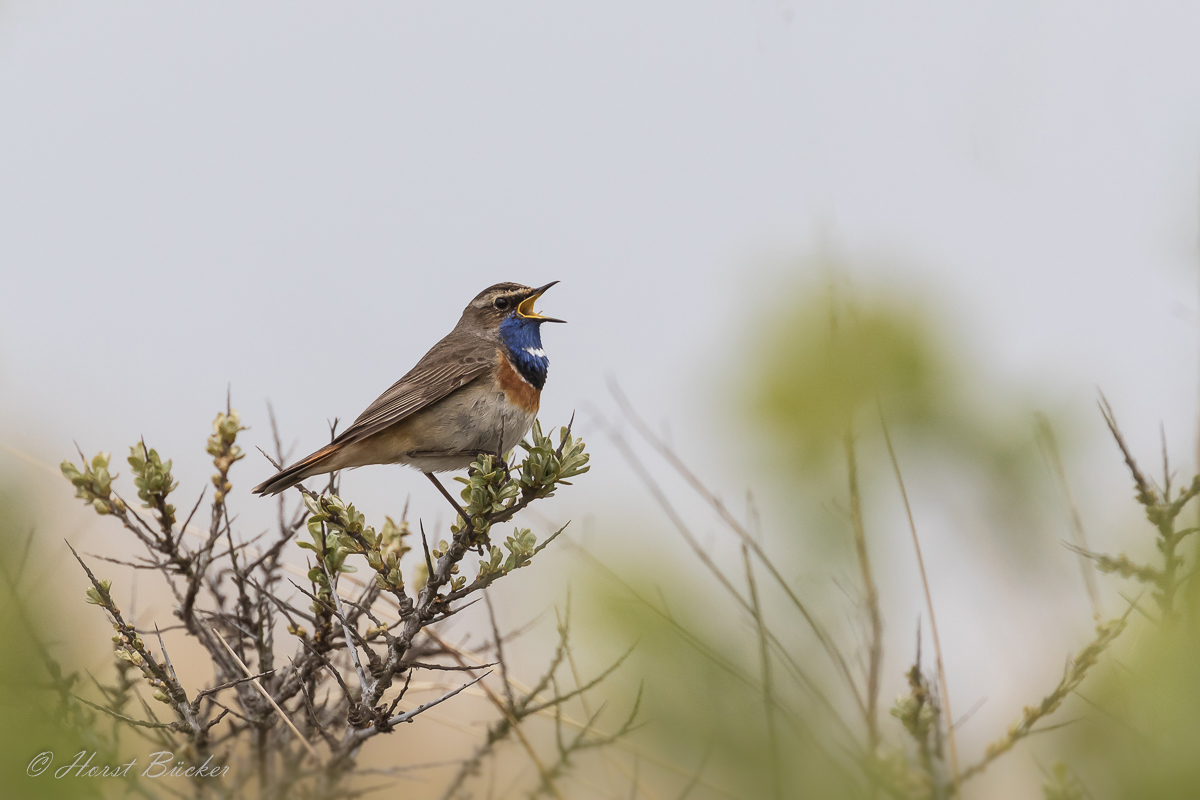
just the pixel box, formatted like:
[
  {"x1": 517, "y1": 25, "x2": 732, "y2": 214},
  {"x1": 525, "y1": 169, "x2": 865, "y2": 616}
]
[{"x1": 352, "y1": 378, "x2": 538, "y2": 473}]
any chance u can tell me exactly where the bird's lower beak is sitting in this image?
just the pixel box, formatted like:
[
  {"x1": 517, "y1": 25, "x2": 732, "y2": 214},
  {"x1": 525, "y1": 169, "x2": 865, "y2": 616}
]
[{"x1": 517, "y1": 281, "x2": 566, "y2": 323}]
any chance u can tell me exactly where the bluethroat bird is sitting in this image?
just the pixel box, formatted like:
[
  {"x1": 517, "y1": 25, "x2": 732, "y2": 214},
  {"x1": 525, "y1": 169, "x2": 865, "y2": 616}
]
[{"x1": 252, "y1": 282, "x2": 564, "y2": 496}]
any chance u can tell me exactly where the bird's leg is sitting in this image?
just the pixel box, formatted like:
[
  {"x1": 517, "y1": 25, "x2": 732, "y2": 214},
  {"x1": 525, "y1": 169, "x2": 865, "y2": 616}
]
[{"x1": 424, "y1": 473, "x2": 471, "y2": 533}]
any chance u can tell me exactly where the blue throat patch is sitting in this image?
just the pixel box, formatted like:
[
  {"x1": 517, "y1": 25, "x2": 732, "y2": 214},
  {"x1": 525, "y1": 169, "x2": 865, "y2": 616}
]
[{"x1": 499, "y1": 315, "x2": 550, "y2": 390}]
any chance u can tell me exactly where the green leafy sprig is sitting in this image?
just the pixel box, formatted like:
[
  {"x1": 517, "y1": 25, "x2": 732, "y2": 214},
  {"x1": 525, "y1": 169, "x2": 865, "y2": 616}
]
[
  {"x1": 128, "y1": 442, "x2": 178, "y2": 531},
  {"x1": 61, "y1": 452, "x2": 122, "y2": 516},
  {"x1": 517, "y1": 419, "x2": 590, "y2": 497},
  {"x1": 207, "y1": 409, "x2": 246, "y2": 504}
]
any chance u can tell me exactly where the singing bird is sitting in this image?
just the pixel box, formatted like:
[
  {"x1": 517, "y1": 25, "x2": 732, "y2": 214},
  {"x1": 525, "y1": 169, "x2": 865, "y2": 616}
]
[{"x1": 252, "y1": 282, "x2": 564, "y2": 496}]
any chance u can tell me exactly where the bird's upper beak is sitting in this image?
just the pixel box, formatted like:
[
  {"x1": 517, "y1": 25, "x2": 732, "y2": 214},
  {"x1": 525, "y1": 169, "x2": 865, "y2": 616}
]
[{"x1": 517, "y1": 281, "x2": 566, "y2": 323}]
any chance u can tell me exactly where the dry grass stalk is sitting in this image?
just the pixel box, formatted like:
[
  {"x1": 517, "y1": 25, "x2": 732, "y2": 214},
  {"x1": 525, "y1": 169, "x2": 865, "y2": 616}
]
[
  {"x1": 880, "y1": 415, "x2": 961, "y2": 796},
  {"x1": 844, "y1": 430, "x2": 884, "y2": 752},
  {"x1": 1036, "y1": 414, "x2": 1104, "y2": 618}
]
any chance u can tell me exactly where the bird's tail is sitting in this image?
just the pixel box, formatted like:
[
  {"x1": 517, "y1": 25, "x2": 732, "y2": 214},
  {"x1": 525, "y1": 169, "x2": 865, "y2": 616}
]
[{"x1": 252, "y1": 442, "x2": 343, "y2": 496}]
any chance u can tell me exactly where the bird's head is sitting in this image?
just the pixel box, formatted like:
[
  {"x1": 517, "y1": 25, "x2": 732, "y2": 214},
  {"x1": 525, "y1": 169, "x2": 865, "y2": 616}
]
[
  {"x1": 462, "y1": 281, "x2": 565, "y2": 332},
  {"x1": 462, "y1": 282, "x2": 564, "y2": 390}
]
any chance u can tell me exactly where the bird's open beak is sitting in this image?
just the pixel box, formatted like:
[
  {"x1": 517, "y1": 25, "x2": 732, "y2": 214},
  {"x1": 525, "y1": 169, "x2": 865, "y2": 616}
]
[{"x1": 517, "y1": 281, "x2": 566, "y2": 323}]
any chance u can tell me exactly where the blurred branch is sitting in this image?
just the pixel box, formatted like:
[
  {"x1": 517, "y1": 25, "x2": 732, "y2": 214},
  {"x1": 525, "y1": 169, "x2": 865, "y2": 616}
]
[
  {"x1": 742, "y1": 543, "x2": 782, "y2": 799},
  {"x1": 1098, "y1": 395, "x2": 1200, "y2": 622},
  {"x1": 1036, "y1": 414, "x2": 1103, "y2": 618},
  {"x1": 844, "y1": 429, "x2": 883, "y2": 752},
  {"x1": 606, "y1": 381, "x2": 865, "y2": 717},
  {"x1": 956, "y1": 612, "x2": 1129, "y2": 786},
  {"x1": 881, "y1": 413, "x2": 960, "y2": 795}
]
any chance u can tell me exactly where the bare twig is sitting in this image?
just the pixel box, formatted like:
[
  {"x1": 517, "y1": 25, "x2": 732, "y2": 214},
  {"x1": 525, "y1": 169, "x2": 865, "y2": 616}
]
[
  {"x1": 363, "y1": 671, "x2": 490, "y2": 737},
  {"x1": 320, "y1": 559, "x2": 376, "y2": 707},
  {"x1": 195, "y1": 669, "x2": 279, "y2": 701},
  {"x1": 71, "y1": 693, "x2": 181, "y2": 731},
  {"x1": 485, "y1": 591, "x2": 517, "y2": 711},
  {"x1": 211, "y1": 627, "x2": 319, "y2": 759}
]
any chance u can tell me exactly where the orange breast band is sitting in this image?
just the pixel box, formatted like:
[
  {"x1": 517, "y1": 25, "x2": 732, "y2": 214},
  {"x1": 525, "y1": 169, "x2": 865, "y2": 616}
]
[{"x1": 497, "y1": 352, "x2": 541, "y2": 413}]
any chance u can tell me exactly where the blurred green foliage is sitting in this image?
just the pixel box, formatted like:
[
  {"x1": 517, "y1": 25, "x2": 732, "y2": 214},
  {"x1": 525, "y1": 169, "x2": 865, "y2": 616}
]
[
  {"x1": 1062, "y1": 532, "x2": 1200, "y2": 798},
  {"x1": 1068, "y1": 612, "x2": 1200, "y2": 797},
  {"x1": 584, "y1": 556, "x2": 861, "y2": 798},
  {"x1": 579, "y1": 272, "x2": 1200, "y2": 799},
  {"x1": 0, "y1": 484, "x2": 98, "y2": 799},
  {"x1": 745, "y1": 277, "x2": 1060, "y2": 557},
  {"x1": 751, "y1": 283, "x2": 949, "y2": 466}
]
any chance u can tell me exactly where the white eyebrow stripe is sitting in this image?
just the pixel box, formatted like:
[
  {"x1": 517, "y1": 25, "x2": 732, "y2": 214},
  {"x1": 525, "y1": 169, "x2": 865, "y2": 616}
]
[{"x1": 525, "y1": 347, "x2": 546, "y2": 358}]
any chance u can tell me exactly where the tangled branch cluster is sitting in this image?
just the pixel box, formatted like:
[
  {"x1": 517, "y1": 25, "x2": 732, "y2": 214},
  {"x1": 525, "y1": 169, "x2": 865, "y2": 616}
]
[{"x1": 52, "y1": 404, "x2": 636, "y2": 799}]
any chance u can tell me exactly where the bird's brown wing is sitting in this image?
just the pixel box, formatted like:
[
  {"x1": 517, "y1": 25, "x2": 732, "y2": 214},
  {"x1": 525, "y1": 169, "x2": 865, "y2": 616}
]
[{"x1": 331, "y1": 330, "x2": 493, "y2": 447}]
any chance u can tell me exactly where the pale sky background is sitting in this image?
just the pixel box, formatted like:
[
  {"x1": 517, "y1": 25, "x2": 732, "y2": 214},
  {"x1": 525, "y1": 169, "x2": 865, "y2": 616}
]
[{"x1": 2, "y1": 2, "x2": 1200, "y2": 797}]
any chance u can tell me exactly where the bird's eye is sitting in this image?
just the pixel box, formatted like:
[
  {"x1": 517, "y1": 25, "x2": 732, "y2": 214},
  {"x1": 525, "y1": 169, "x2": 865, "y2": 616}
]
[{"x1": 493, "y1": 297, "x2": 511, "y2": 311}]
